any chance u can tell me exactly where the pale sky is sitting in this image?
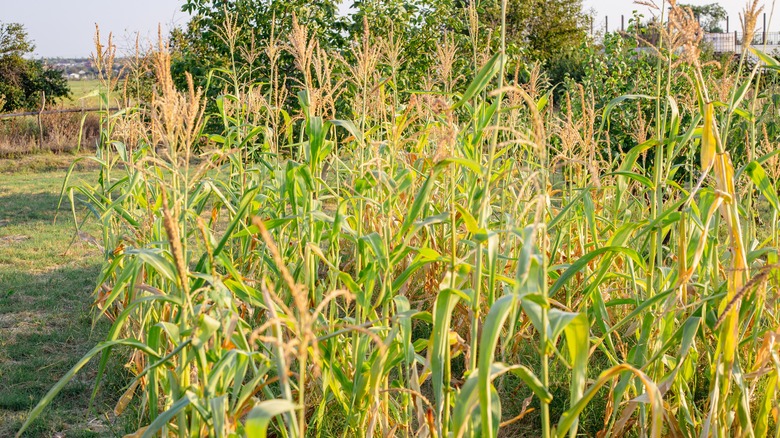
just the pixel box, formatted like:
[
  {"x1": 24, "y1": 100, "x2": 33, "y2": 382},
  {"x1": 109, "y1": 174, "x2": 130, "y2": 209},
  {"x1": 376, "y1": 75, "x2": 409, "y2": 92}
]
[
  {"x1": 1, "y1": 0, "x2": 184, "y2": 58},
  {"x1": 0, "y1": 0, "x2": 777, "y2": 58}
]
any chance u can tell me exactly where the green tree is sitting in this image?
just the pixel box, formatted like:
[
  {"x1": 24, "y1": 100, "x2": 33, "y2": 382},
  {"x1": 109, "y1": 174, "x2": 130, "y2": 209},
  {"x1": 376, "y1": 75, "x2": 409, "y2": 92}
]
[
  {"x1": 523, "y1": 0, "x2": 588, "y2": 61},
  {"x1": 680, "y1": 3, "x2": 727, "y2": 33},
  {"x1": 172, "y1": 0, "x2": 347, "y2": 89},
  {"x1": 349, "y1": 0, "x2": 465, "y2": 88},
  {"x1": 350, "y1": 0, "x2": 588, "y2": 82},
  {"x1": 0, "y1": 22, "x2": 34, "y2": 57},
  {"x1": 171, "y1": 0, "x2": 589, "y2": 94},
  {"x1": 0, "y1": 22, "x2": 69, "y2": 112},
  {"x1": 473, "y1": 0, "x2": 588, "y2": 62}
]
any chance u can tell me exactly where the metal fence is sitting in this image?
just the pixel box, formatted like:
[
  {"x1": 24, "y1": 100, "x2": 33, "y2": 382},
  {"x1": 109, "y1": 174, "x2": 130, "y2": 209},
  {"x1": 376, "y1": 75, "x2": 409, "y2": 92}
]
[
  {"x1": 703, "y1": 31, "x2": 780, "y2": 53},
  {"x1": 598, "y1": 27, "x2": 780, "y2": 55},
  {"x1": 591, "y1": 12, "x2": 780, "y2": 55}
]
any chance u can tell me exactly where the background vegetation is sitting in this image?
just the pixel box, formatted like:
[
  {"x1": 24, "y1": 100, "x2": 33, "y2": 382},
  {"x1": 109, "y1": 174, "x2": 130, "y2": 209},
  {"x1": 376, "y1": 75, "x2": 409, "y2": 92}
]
[{"x1": 0, "y1": 22, "x2": 69, "y2": 113}]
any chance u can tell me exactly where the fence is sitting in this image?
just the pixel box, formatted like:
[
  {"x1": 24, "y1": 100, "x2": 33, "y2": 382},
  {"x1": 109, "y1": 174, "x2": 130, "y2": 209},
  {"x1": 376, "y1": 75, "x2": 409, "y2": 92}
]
[
  {"x1": 592, "y1": 12, "x2": 780, "y2": 55},
  {"x1": 703, "y1": 31, "x2": 780, "y2": 54},
  {"x1": 0, "y1": 94, "x2": 119, "y2": 155}
]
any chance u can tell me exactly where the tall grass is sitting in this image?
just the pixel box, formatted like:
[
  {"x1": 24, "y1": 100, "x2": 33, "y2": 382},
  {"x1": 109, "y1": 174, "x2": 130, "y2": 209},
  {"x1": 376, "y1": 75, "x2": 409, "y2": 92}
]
[
  {"x1": 17, "y1": 1, "x2": 780, "y2": 436},
  {"x1": 0, "y1": 111, "x2": 100, "y2": 157}
]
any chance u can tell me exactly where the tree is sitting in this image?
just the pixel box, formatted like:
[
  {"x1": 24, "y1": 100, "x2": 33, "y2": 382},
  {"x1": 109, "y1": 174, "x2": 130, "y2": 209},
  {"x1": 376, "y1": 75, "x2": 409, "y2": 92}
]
[
  {"x1": 680, "y1": 3, "x2": 727, "y2": 33},
  {"x1": 349, "y1": 0, "x2": 588, "y2": 83},
  {"x1": 167, "y1": 0, "x2": 592, "y2": 126},
  {"x1": 172, "y1": 0, "x2": 348, "y2": 89},
  {"x1": 475, "y1": 0, "x2": 588, "y2": 63},
  {"x1": 171, "y1": 0, "x2": 589, "y2": 90},
  {"x1": 0, "y1": 22, "x2": 34, "y2": 57},
  {"x1": 524, "y1": 0, "x2": 588, "y2": 61},
  {"x1": 349, "y1": 0, "x2": 464, "y2": 88},
  {"x1": 0, "y1": 22, "x2": 69, "y2": 112}
]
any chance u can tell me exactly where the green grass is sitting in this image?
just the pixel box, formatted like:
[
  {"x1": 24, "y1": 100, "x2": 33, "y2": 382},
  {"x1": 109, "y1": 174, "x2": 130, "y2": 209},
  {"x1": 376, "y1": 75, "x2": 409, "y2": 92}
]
[
  {"x1": 0, "y1": 160, "x2": 131, "y2": 437},
  {"x1": 0, "y1": 154, "x2": 100, "y2": 174},
  {"x1": 65, "y1": 80, "x2": 104, "y2": 109}
]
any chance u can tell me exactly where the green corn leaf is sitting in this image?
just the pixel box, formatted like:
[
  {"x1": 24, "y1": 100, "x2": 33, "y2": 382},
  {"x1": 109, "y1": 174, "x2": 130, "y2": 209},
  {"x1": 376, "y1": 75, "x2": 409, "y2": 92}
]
[
  {"x1": 550, "y1": 246, "x2": 646, "y2": 296},
  {"x1": 398, "y1": 168, "x2": 440, "y2": 239},
  {"x1": 360, "y1": 232, "x2": 388, "y2": 271},
  {"x1": 306, "y1": 115, "x2": 326, "y2": 166},
  {"x1": 749, "y1": 47, "x2": 780, "y2": 68},
  {"x1": 754, "y1": 372, "x2": 777, "y2": 438},
  {"x1": 505, "y1": 364, "x2": 552, "y2": 404},
  {"x1": 555, "y1": 364, "x2": 662, "y2": 438},
  {"x1": 560, "y1": 312, "x2": 589, "y2": 438},
  {"x1": 127, "y1": 248, "x2": 177, "y2": 282},
  {"x1": 141, "y1": 391, "x2": 197, "y2": 438},
  {"x1": 599, "y1": 94, "x2": 655, "y2": 134},
  {"x1": 745, "y1": 160, "x2": 780, "y2": 213},
  {"x1": 607, "y1": 171, "x2": 654, "y2": 190},
  {"x1": 17, "y1": 340, "x2": 162, "y2": 438},
  {"x1": 192, "y1": 314, "x2": 220, "y2": 349},
  {"x1": 452, "y1": 363, "x2": 521, "y2": 438},
  {"x1": 479, "y1": 294, "x2": 518, "y2": 438},
  {"x1": 245, "y1": 400, "x2": 298, "y2": 438},
  {"x1": 431, "y1": 288, "x2": 463, "y2": 432},
  {"x1": 330, "y1": 119, "x2": 365, "y2": 145},
  {"x1": 453, "y1": 53, "x2": 504, "y2": 109}
]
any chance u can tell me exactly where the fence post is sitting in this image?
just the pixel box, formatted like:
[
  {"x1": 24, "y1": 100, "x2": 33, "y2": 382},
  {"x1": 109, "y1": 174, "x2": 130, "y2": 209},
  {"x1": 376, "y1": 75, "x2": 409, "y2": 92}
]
[
  {"x1": 735, "y1": 30, "x2": 738, "y2": 52},
  {"x1": 78, "y1": 100, "x2": 85, "y2": 154},
  {"x1": 621, "y1": 15, "x2": 624, "y2": 32},
  {"x1": 726, "y1": 16, "x2": 729, "y2": 33},
  {"x1": 763, "y1": 13, "x2": 767, "y2": 45},
  {"x1": 37, "y1": 91, "x2": 45, "y2": 152}
]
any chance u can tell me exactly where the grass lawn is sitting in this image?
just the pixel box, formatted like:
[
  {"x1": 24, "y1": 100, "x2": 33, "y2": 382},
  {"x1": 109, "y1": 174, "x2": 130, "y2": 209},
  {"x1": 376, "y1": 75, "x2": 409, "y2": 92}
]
[
  {"x1": 0, "y1": 156, "x2": 132, "y2": 437},
  {"x1": 65, "y1": 80, "x2": 104, "y2": 109}
]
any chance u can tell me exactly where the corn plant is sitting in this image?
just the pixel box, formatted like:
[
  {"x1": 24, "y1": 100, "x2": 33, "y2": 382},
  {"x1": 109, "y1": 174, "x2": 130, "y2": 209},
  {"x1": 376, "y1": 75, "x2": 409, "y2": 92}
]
[{"x1": 17, "y1": 1, "x2": 780, "y2": 437}]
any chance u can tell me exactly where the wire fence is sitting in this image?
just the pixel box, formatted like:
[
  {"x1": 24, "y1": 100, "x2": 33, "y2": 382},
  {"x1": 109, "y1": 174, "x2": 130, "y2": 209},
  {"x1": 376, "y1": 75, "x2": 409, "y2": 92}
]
[
  {"x1": 590, "y1": 12, "x2": 780, "y2": 54},
  {"x1": 703, "y1": 31, "x2": 780, "y2": 53},
  {"x1": 0, "y1": 106, "x2": 117, "y2": 120},
  {"x1": 0, "y1": 92, "x2": 117, "y2": 154}
]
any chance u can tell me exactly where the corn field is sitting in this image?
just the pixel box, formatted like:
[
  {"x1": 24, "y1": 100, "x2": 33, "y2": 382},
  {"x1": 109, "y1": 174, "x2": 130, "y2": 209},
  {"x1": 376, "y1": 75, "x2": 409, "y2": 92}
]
[{"x1": 16, "y1": 1, "x2": 780, "y2": 437}]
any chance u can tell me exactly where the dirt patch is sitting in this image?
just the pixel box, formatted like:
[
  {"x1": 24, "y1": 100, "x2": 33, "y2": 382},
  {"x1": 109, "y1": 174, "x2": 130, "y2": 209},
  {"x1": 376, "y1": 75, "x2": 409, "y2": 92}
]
[
  {"x1": 0, "y1": 311, "x2": 49, "y2": 338},
  {"x1": 0, "y1": 235, "x2": 28, "y2": 245}
]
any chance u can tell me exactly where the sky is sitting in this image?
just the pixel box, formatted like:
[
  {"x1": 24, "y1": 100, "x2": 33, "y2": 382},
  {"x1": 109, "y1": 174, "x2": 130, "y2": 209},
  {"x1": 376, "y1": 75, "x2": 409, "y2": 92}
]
[
  {"x1": 1, "y1": 0, "x2": 184, "y2": 58},
  {"x1": 1, "y1": 0, "x2": 777, "y2": 58}
]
